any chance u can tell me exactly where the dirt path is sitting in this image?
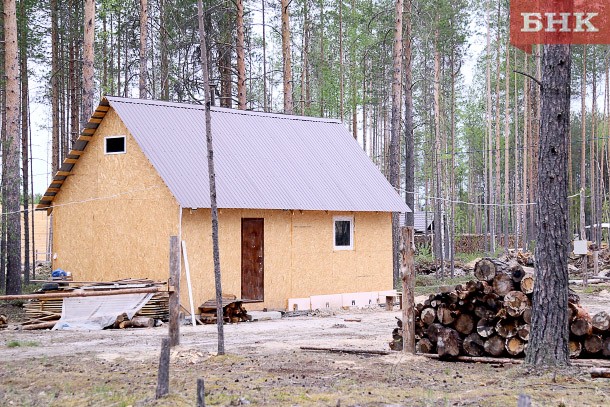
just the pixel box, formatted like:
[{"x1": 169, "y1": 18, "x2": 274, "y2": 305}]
[{"x1": 2, "y1": 305, "x2": 610, "y2": 406}]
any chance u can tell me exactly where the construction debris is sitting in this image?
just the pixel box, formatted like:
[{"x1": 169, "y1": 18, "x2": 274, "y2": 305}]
[
  {"x1": 390, "y1": 257, "x2": 610, "y2": 359},
  {"x1": 198, "y1": 294, "x2": 251, "y2": 324},
  {"x1": 20, "y1": 279, "x2": 169, "y2": 330}
]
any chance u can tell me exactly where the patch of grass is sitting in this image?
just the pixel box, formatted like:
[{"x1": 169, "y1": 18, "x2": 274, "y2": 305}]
[
  {"x1": 415, "y1": 244, "x2": 434, "y2": 263},
  {"x1": 454, "y1": 252, "x2": 483, "y2": 263},
  {"x1": 6, "y1": 340, "x2": 39, "y2": 348}
]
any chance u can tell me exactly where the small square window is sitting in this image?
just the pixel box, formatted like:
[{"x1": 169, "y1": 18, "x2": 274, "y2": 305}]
[
  {"x1": 105, "y1": 136, "x2": 126, "y2": 154},
  {"x1": 333, "y1": 216, "x2": 354, "y2": 250}
]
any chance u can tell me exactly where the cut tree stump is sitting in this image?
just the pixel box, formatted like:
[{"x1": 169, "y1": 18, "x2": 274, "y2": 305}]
[
  {"x1": 592, "y1": 311, "x2": 610, "y2": 332},
  {"x1": 420, "y1": 307, "x2": 436, "y2": 326},
  {"x1": 437, "y1": 328, "x2": 461, "y2": 358},
  {"x1": 483, "y1": 335, "x2": 505, "y2": 357},
  {"x1": 504, "y1": 291, "x2": 529, "y2": 317},
  {"x1": 505, "y1": 337, "x2": 525, "y2": 356},
  {"x1": 584, "y1": 335, "x2": 603, "y2": 354},
  {"x1": 571, "y1": 317, "x2": 593, "y2": 337},
  {"x1": 415, "y1": 338, "x2": 434, "y2": 354},
  {"x1": 520, "y1": 273, "x2": 535, "y2": 294},
  {"x1": 493, "y1": 273, "x2": 514, "y2": 296},
  {"x1": 453, "y1": 313, "x2": 474, "y2": 335},
  {"x1": 517, "y1": 324, "x2": 530, "y2": 341},
  {"x1": 474, "y1": 258, "x2": 496, "y2": 282},
  {"x1": 477, "y1": 318, "x2": 495, "y2": 338},
  {"x1": 569, "y1": 340, "x2": 582, "y2": 358},
  {"x1": 463, "y1": 333, "x2": 485, "y2": 357}
]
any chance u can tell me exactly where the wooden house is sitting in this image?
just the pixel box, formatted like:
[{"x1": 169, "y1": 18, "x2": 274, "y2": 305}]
[{"x1": 38, "y1": 97, "x2": 410, "y2": 310}]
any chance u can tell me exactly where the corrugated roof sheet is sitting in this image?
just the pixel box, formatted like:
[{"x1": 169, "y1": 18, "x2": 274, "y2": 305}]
[
  {"x1": 45, "y1": 96, "x2": 410, "y2": 213},
  {"x1": 399, "y1": 211, "x2": 434, "y2": 232}
]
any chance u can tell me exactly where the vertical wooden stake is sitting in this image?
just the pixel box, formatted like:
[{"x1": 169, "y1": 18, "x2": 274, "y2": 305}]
[
  {"x1": 156, "y1": 337, "x2": 170, "y2": 399},
  {"x1": 401, "y1": 226, "x2": 416, "y2": 353},
  {"x1": 182, "y1": 240, "x2": 197, "y2": 326},
  {"x1": 197, "y1": 378, "x2": 205, "y2": 407},
  {"x1": 169, "y1": 235, "x2": 181, "y2": 347}
]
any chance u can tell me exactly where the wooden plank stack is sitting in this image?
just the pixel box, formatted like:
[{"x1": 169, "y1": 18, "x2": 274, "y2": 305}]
[
  {"x1": 198, "y1": 295, "x2": 251, "y2": 324},
  {"x1": 390, "y1": 257, "x2": 610, "y2": 359},
  {"x1": 21, "y1": 280, "x2": 169, "y2": 330}
]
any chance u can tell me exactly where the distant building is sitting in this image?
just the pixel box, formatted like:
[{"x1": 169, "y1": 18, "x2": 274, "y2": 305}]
[{"x1": 39, "y1": 97, "x2": 410, "y2": 310}]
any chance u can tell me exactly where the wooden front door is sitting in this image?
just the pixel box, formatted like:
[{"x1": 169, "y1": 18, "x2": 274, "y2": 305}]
[{"x1": 241, "y1": 218, "x2": 264, "y2": 301}]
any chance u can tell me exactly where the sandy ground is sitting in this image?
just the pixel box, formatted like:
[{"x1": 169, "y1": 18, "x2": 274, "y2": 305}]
[{"x1": 1, "y1": 289, "x2": 610, "y2": 406}]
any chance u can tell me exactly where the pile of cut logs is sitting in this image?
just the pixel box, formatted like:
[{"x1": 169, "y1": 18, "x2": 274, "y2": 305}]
[
  {"x1": 198, "y1": 295, "x2": 251, "y2": 324},
  {"x1": 0, "y1": 314, "x2": 7, "y2": 329},
  {"x1": 390, "y1": 258, "x2": 610, "y2": 359}
]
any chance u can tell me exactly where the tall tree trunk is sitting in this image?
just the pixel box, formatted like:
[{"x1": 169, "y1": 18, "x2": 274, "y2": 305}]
[
  {"x1": 485, "y1": 0, "x2": 495, "y2": 254},
  {"x1": 389, "y1": 0, "x2": 403, "y2": 287},
  {"x1": 526, "y1": 43, "x2": 571, "y2": 367},
  {"x1": 139, "y1": 0, "x2": 148, "y2": 98},
  {"x1": 82, "y1": 0, "x2": 95, "y2": 123},
  {"x1": 338, "y1": 0, "x2": 343, "y2": 121},
  {"x1": 261, "y1": 0, "x2": 268, "y2": 111},
  {"x1": 300, "y1": 0, "x2": 309, "y2": 115},
  {"x1": 51, "y1": 0, "x2": 59, "y2": 173},
  {"x1": 19, "y1": 0, "x2": 30, "y2": 284},
  {"x1": 281, "y1": 0, "x2": 293, "y2": 114},
  {"x1": 197, "y1": 0, "x2": 225, "y2": 355},
  {"x1": 236, "y1": 0, "x2": 246, "y2": 109},
  {"x1": 159, "y1": 0, "x2": 168, "y2": 100},
  {"x1": 433, "y1": 32, "x2": 444, "y2": 276},
  {"x1": 449, "y1": 47, "x2": 456, "y2": 277},
  {"x1": 503, "y1": 40, "x2": 510, "y2": 253},
  {"x1": 580, "y1": 47, "x2": 587, "y2": 241},
  {"x1": 522, "y1": 54, "x2": 529, "y2": 248},
  {"x1": 404, "y1": 0, "x2": 414, "y2": 228},
  {"x1": 4, "y1": 0, "x2": 22, "y2": 295},
  {"x1": 513, "y1": 49, "x2": 520, "y2": 250},
  {"x1": 493, "y1": 4, "x2": 501, "y2": 251}
]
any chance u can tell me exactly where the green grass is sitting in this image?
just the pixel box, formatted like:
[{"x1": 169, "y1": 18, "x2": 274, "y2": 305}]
[{"x1": 6, "y1": 340, "x2": 39, "y2": 348}]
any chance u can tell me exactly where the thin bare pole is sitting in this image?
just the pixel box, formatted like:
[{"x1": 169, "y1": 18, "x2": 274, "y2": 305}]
[{"x1": 197, "y1": 0, "x2": 225, "y2": 355}]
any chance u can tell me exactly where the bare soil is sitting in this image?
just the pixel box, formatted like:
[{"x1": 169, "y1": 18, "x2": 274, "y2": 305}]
[{"x1": 1, "y1": 290, "x2": 610, "y2": 406}]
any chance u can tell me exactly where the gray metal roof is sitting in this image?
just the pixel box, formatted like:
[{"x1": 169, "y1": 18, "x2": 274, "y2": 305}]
[
  {"x1": 399, "y1": 211, "x2": 434, "y2": 233},
  {"x1": 105, "y1": 97, "x2": 410, "y2": 213}
]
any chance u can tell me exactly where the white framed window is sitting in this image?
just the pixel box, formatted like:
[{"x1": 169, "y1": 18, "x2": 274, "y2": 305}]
[
  {"x1": 104, "y1": 136, "x2": 126, "y2": 154},
  {"x1": 333, "y1": 216, "x2": 354, "y2": 250}
]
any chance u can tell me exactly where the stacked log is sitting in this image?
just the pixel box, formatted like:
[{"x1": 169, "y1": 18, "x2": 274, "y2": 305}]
[
  {"x1": 198, "y1": 296, "x2": 251, "y2": 324},
  {"x1": 112, "y1": 313, "x2": 155, "y2": 329},
  {"x1": 0, "y1": 314, "x2": 7, "y2": 329},
  {"x1": 390, "y1": 257, "x2": 610, "y2": 359}
]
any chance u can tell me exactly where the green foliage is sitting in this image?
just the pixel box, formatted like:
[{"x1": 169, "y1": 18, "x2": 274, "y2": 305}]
[{"x1": 6, "y1": 340, "x2": 39, "y2": 348}]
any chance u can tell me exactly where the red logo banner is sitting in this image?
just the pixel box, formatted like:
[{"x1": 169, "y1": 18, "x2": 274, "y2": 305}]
[{"x1": 510, "y1": 0, "x2": 610, "y2": 53}]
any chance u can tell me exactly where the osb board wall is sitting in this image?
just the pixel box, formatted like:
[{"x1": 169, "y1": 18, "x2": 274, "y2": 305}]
[
  {"x1": 181, "y1": 208, "x2": 393, "y2": 310},
  {"x1": 51, "y1": 108, "x2": 179, "y2": 283},
  {"x1": 0, "y1": 206, "x2": 50, "y2": 264}
]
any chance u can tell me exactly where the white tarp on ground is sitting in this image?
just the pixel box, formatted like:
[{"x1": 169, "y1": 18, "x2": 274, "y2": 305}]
[{"x1": 52, "y1": 293, "x2": 154, "y2": 330}]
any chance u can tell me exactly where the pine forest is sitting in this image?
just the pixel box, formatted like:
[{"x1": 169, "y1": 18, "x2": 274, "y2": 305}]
[{"x1": 1, "y1": 0, "x2": 610, "y2": 293}]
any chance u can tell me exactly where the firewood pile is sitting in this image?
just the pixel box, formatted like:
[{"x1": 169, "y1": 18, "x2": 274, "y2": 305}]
[
  {"x1": 21, "y1": 279, "x2": 169, "y2": 330},
  {"x1": 198, "y1": 294, "x2": 251, "y2": 324},
  {"x1": 390, "y1": 257, "x2": 610, "y2": 359}
]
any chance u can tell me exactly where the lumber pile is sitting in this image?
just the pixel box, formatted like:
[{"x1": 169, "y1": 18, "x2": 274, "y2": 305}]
[
  {"x1": 390, "y1": 257, "x2": 610, "y2": 359},
  {"x1": 198, "y1": 295, "x2": 251, "y2": 324},
  {"x1": 20, "y1": 279, "x2": 169, "y2": 330}
]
